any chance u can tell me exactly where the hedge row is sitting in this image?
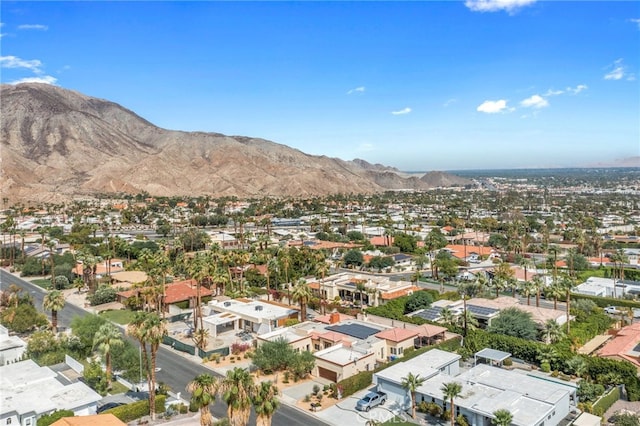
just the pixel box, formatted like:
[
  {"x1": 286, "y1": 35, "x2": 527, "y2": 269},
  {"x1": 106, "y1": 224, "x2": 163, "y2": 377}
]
[
  {"x1": 105, "y1": 395, "x2": 166, "y2": 423},
  {"x1": 572, "y1": 293, "x2": 640, "y2": 309},
  {"x1": 593, "y1": 386, "x2": 621, "y2": 415}
]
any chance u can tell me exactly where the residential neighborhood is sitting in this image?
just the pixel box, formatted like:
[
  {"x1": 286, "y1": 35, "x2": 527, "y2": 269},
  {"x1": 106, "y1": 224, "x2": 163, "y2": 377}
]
[{"x1": 1, "y1": 168, "x2": 640, "y2": 426}]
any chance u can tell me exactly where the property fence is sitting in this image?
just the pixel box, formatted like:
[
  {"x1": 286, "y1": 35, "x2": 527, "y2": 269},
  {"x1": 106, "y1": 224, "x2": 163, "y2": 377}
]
[
  {"x1": 65, "y1": 354, "x2": 84, "y2": 374},
  {"x1": 163, "y1": 335, "x2": 196, "y2": 355},
  {"x1": 198, "y1": 346, "x2": 230, "y2": 358},
  {"x1": 166, "y1": 312, "x2": 192, "y2": 323},
  {"x1": 163, "y1": 335, "x2": 230, "y2": 359}
]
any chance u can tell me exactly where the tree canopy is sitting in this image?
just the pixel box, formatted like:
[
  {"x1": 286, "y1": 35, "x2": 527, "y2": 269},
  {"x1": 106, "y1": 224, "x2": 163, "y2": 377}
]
[{"x1": 487, "y1": 307, "x2": 538, "y2": 340}]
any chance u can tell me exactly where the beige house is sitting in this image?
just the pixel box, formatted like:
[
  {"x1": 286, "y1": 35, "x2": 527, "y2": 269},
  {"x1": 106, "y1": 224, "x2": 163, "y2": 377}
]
[
  {"x1": 308, "y1": 272, "x2": 419, "y2": 306},
  {"x1": 313, "y1": 342, "x2": 377, "y2": 382},
  {"x1": 374, "y1": 328, "x2": 419, "y2": 360}
]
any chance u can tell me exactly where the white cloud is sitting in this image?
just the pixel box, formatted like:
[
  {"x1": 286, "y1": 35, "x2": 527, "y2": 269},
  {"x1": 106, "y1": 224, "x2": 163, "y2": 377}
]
[
  {"x1": 357, "y1": 143, "x2": 375, "y2": 152},
  {"x1": 604, "y1": 58, "x2": 632, "y2": 81},
  {"x1": 544, "y1": 89, "x2": 564, "y2": 96},
  {"x1": 566, "y1": 84, "x2": 587, "y2": 94},
  {"x1": 465, "y1": 0, "x2": 536, "y2": 13},
  {"x1": 10, "y1": 75, "x2": 57, "y2": 85},
  {"x1": 443, "y1": 98, "x2": 457, "y2": 107},
  {"x1": 347, "y1": 86, "x2": 365, "y2": 95},
  {"x1": 476, "y1": 99, "x2": 510, "y2": 113},
  {"x1": 0, "y1": 55, "x2": 43, "y2": 73},
  {"x1": 630, "y1": 18, "x2": 640, "y2": 29},
  {"x1": 520, "y1": 94, "x2": 549, "y2": 109},
  {"x1": 18, "y1": 24, "x2": 48, "y2": 30},
  {"x1": 391, "y1": 107, "x2": 412, "y2": 115}
]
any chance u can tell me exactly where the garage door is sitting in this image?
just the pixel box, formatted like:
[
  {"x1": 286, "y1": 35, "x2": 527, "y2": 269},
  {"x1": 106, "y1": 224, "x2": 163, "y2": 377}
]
[
  {"x1": 377, "y1": 379, "x2": 410, "y2": 409},
  {"x1": 318, "y1": 367, "x2": 338, "y2": 382}
]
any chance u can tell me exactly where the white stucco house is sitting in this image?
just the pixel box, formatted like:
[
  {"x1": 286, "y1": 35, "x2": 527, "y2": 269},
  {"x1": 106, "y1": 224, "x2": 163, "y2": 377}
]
[
  {"x1": 0, "y1": 325, "x2": 26, "y2": 366},
  {"x1": 0, "y1": 360, "x2": 102, "y2": 426},
  {"x1": 373, "y1": 348, "x2": 577, "y2": 426}
]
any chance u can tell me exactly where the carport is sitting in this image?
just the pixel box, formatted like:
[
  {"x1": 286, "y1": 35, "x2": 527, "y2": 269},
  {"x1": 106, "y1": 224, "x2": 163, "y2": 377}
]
[{"x1": 474, "y1": 348, "x2": 511, "y2": 367}]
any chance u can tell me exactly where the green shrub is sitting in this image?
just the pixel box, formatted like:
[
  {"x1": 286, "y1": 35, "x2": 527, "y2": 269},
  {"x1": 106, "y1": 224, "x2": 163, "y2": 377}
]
[
  {"x1": 105, "y1": 395, "x2": 166, "y2": 422},
  {"x1": 503, "y1": 358, "x2": 513, "y2": 366},
  {"x1": 541, "y1": 361, "x2": 551, "y2": 373},
  {"x1": 593, "y1": 386, "x2": 620, "y2": 415},
  {"x1": 37, "y1": 410, "x2": 75, "y2": 426}
]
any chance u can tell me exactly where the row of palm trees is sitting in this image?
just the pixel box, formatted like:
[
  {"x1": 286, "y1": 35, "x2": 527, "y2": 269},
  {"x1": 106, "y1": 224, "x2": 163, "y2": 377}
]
[
  {"x1": 187, "y1": 368, "x2": 279, "y2": 426},
  {"x1": 402, "y1": 372, "x2": 512, "y2": 426}
]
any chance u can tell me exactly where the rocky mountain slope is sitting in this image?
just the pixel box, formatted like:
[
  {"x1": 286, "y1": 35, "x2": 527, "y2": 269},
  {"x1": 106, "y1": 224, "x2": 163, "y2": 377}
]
[{"x1": 0, "y1": 83, "x2": 470, "y2": 202}]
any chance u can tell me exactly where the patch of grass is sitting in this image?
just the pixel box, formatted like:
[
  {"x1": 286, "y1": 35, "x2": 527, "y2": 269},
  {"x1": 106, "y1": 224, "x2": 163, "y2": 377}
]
[
  {"x1": 99, "y1": 309, "x2": 136, "y2": 325},
  {"x1": 31, "y1": 278, "x2": 52, "y2": 289},
  {"x1": 109, "y1": 381, "x2": 129, "y2": 395}
]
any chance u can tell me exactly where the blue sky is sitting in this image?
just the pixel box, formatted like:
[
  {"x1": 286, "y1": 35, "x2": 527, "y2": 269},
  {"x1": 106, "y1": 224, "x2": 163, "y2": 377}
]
[{"x1": 1, "y1": 1, "x2": 639, "y2": 171}]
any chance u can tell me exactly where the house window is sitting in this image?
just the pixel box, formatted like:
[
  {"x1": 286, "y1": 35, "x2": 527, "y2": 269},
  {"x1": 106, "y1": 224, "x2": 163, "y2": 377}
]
[
  {"x1": 324, "y1": 343, "x2": 331, "y2": 349},
  {"x1": 390, "y1": 347, "x2": 397, "y2": 355},
  {"x1": 25, "y1": 419, "x2": 32, "y2": 426},
  {"x1": 314, "y1": 344, "x2": 320, "y2": 351},
  {"x1": 398, "y1": 347, "x2": 403, "y2": 354},
  {"x1": 7, "y1": 419, "x2": 12, "y2": 425}
]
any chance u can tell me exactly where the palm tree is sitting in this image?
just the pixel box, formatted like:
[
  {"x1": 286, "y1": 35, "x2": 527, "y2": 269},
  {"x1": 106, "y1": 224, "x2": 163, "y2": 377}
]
[
  {"x1": 93, "y1": 323, "x2": 124, "y2": 390},
  {"x1": 127, "y1": 312, "x2": 167, "y2": 420},
  {"x1": 545, "y1": 282, "x2": 563, "y2": 310},
  {"x1": 253, "y1": 380, "x2": 280, "y2": 426},
  {"x1": 492, "y1": 408, "x2": 513, "y2": 426},
  {"x1": 42, "y1": 290, "x2": 65, "y2": 333},
  {"x1": 559, "y1": 273, "x2": 575, "y2": 334},
  {"x1": 291, "y1": 279, "x2": 313, "y2": 322},
  {"x1": 220, "y1": 367, "x2": 254, "y2": 426},
  {"x1": 540, "y1": 319, "x2": 565, "y2": 344},
  {"x1": 531, "y1": 275, "x2": 544, "y2": 307},
  {"x1": 519, "y1": 281, "x2": 536, "y2": 306},
  {"x1": 439, "y1": 307, "x2": 456, "y2": 327},
  {"x1": 187, "y1": 373, "x2": 218, "y2": 426},
  {"x1": 441, "y1": 381, "x2": 463, "y2": 426},
  {"x1": 193, "y1": 328, "x2": 210, "y2": 351},
  {"x1": 401, "y1": 372, "x2": 426, "y2": 419}
]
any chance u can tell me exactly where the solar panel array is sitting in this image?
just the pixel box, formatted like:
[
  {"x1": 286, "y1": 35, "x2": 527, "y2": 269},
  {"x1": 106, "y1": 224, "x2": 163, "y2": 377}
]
[
  {"x1": 467, "y1": 305, "x2": 499, "y2": 317},
  {"x1": 326, "y1": 323, "x2": 381, "y2": 340},
  {"x1": 413, "y1": 306, "x2": 443, "y2": 321}
]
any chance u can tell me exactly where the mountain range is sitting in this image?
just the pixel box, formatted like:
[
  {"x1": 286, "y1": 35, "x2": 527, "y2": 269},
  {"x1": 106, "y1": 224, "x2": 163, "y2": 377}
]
[{"x1": 0, "y1": 83, "x2": 471, "y2": 203}]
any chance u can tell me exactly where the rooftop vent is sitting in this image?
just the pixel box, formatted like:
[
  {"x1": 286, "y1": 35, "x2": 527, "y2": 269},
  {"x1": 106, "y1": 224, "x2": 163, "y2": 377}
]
[
  {"x1": 224, "y1": 301, "x2": 231, "y2": 307},
  {"x1": 255, "y1": 305, "x2": 263, "y2": 311}
]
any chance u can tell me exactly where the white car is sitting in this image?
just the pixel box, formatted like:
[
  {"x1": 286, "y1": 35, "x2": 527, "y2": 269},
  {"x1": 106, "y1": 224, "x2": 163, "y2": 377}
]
[{"x1": 604, "y1": 306, "x2": 621, "y2": 315}]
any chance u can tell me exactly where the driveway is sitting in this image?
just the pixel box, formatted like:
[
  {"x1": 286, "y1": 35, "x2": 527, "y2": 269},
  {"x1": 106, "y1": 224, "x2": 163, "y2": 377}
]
[{"x1": 314, "y1": 387, "x2": 413, "y2": 426}]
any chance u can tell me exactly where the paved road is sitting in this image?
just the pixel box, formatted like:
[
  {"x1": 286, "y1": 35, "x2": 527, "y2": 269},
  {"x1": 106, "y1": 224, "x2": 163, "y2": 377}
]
[{"x1": 0, "y1": 268, "x2": 329, "y2": 426}]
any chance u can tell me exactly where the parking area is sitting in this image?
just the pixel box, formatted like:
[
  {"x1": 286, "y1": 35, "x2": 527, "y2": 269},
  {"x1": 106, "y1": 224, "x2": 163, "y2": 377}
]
[{"x1": 314, "y1": 387, "x2": 410, "y2": 426}]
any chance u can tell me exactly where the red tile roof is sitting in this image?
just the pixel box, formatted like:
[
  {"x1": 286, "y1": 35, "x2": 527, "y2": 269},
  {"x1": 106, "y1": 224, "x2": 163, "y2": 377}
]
[
  {"x1": 314, "y1": 312, "x2": 355, "y2": 324},
  {"x1": 412, "y1": 323, "x2": 448, "y2": 337},
  {"x1": 598, "y1": 323, "x2": 640, "y2": 368},
  {"x1": 380, "y1": 285, "x2": 420, "y2": 300},
  {"x1": 374, "y1": 327, "x2": 418, "y2": 342}
]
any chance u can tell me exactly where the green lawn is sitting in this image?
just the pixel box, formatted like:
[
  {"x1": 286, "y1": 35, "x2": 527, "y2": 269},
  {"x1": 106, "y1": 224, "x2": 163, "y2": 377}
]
[
  {"x1": 108, "y1": 381, "x2": 129, "y2": 395},
  {"x1": 99, "y1": 309, "x2": 136, "y2": 325},
  {"x1": 31, "y1": 278, "x2": 53, "y2": 289}
]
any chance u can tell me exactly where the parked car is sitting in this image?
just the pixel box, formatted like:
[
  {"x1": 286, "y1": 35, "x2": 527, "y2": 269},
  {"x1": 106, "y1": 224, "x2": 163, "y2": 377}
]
[
  {"x1": 356, "y1": 391, "x2": 387, "y2": 412},
  {"x1": 604, "y1": 306, "x2": 621, "y2": 315},
  {"x1": 97, "y1": 402, "x2": 125, "y2": 413}
]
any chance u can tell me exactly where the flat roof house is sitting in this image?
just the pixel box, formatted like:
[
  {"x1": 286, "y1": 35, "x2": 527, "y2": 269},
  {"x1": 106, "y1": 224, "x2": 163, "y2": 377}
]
[
  {"x1": 0, "y1": 360, "x2": 102, "y2": 426},
  {"x1": 373, "y1": 348, "x2": 577, "y2": 426},
  {"x1": 0, "y1": 324, "x2": 26, "y2": 366},
  {"x1": 207, "y1": 299, "x2": 298, "y2": 335}
]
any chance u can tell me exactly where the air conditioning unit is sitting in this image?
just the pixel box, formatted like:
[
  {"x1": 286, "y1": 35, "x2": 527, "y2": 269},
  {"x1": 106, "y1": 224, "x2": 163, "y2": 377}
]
[
  {"x1": 224, "y1": 301, "x2": 231, "y2": 307},
  {"x1": 255, "y1": 305, "x2": 263, "y2": 311}
]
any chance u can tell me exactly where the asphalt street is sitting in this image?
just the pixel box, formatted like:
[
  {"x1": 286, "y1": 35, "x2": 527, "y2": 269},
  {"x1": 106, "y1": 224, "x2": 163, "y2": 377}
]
[{"x1": 0, "y1": 268, "x2": 329, "y2": 426}]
